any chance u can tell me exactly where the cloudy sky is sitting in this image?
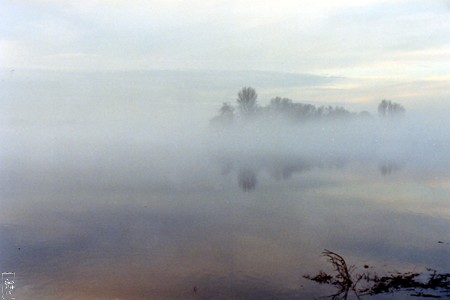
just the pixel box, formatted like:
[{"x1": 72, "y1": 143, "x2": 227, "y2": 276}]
[{"x1": 1, "y1": 0, "x2": 450, "y2": 79}]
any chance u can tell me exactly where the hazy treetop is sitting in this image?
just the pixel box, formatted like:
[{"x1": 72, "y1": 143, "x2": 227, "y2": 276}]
[{"x1": 211, "y1": 87, "x2": 399, "y2": 125}]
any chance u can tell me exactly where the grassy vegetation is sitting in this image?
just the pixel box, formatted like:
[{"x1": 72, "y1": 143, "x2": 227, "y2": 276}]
[{"x1": 304, "y1": 250, "x2": 450, "y2": 299}]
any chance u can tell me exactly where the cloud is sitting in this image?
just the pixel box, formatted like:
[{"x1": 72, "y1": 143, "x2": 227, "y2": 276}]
[{"x1": 1, "y1": 0, "x2": 449, "y2": 82}]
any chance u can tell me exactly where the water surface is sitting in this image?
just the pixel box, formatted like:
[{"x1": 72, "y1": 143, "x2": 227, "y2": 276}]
[{"x1": 1, "y1": 71, "x2": 449, "y2": 299}]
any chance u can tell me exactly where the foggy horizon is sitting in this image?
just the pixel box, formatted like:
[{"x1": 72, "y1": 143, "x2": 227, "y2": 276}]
[{"x1": 1, "y1": 1, "x2": 449, "y2": 299}]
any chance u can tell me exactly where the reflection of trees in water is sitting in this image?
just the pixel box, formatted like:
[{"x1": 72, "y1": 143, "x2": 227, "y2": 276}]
[
  {"x1": 238, "y1": 169, "x2": 257, "y2": 191},
  {"x1": 236, "y1": 160, "x2": 320, "y2": 192},
  {"x1": 209, "y1": 87, "x2": 408, "y2": 191},
  {"x1": 218, "y1": 156, "x2": 400, "y2": 191},
  {"x1": 270, "y1": 162, "x2": 312, "y2": 180},
  {"x1": 379, "y1": 162, "x2": 400, "y2": 176},
  {"x1": 222, "y1": 157, "x2": 346, "y2": 191}
]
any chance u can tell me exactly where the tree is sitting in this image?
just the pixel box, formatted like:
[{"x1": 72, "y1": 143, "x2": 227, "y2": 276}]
[
  {"x1": 237, "y1": 87, "x2": 257, "y2": 116},
  {"x1": 270, "y1": 97, "x2": 293, "y2": 111},
  {"x1": 378, "y1": 99, "x2": 405, "y2": 117},
  {"x1": 219, "y1": 102, "x2": 234, "y2": 117},
  {"x1": 210, "y1": 102, "x2": 235, "y2": 125},
  {"x1": 378, "y1": 99, "x2": 389, "y2": 116}
]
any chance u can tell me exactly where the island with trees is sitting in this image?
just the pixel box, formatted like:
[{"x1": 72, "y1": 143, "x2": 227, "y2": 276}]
[
  {"x1": 211, "y1": 87, "x2": 405, "y2": 126},
  {"x1": 209, "y1": 87, "x2": 407, "y2": 192}
]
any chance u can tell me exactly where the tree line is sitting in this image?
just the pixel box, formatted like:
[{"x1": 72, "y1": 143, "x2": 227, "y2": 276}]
[{"x1": 211, "y1": 87, "x2": 405, "y2": 125}]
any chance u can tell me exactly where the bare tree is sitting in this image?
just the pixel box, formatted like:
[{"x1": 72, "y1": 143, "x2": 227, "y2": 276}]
[
  {"x1": 210, "y1": 102, "x2": 235, "y2": 125},
  {"x1": 219, "y1": 102, "x2": 234, "y2": 117},
  {"x1": 378, "y1": 99, "x2": 405, "y2": 117},
  {"x1": 237, "y1": 87, "x2": 257, "y2": 116},
  {"x1": 270, "y1": 97, "x2": 293, "y2": 110}
]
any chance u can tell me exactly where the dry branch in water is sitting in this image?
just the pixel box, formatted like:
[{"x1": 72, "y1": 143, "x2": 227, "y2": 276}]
[{"x1": 304, "y1": 250, "x2": 450, "y2": 299}]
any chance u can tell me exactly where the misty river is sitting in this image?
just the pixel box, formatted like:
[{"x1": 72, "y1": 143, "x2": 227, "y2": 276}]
[{"x1": 1, "y1": 71, "x2": 449, "y2": 299}]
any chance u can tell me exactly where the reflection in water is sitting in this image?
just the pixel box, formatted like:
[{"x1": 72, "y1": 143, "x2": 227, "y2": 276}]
[
  {"x1": 224, "y1": 156, "x2": 346, "y2": 191},
  {"x1": 228, "y1": 156, "x2": 403, "y2": 191},
  {"x1": 1, "y1": 119, "x2": 449, "y2": 299},
  {"x1": 379, "y1": 161, "x2": 400, "y2": 176},
  {"x1": 305, "y1": 249, "x2": 450, "y2": 299},
  {"x1": 238, "y1": 169, "x2": 257, "y2": 191},
  {"x1": 2, "y1": 151, "x2": 449, "y2": 299}
]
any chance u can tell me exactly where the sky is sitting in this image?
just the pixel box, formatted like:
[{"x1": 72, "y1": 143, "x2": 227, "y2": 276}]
[
  {"x1": 1, "y1": 0, "x2": 450, "y2": 118},
  {"x1": 1, "y1": 0, "x2": 450, "y2": 80}
]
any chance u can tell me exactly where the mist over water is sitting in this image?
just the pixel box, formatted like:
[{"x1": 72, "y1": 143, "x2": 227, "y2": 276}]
[
  {"x1": 1, "y1": 70, "x2": 449, "y2": 299},
  {"x1": 210, "y1": 113, "x2": 450, "y2": 190}
]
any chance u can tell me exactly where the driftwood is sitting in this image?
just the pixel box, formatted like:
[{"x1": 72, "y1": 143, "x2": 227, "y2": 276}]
[{"x1": 304, "y1": 250, "x2": 450, "y2": 299}]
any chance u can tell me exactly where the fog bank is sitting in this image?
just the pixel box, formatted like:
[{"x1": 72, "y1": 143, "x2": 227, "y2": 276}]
[{"x1": 1, "y1": 70, "x2": 449, "y2": 195}]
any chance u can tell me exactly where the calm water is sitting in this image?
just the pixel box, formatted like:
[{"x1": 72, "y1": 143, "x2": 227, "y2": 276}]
[
  {"x1": 1, "y1": 122, "x2": 449, "y2": 300},
  {"x1": 1, "y1": 71, "x2": 449, "y2": 299}
]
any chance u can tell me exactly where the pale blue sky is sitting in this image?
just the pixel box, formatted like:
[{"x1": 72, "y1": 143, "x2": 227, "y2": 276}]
[
  {"x1": 1, "y1": 0, "x2": 450, "y2": 79},
  {"x1": 1, "y1": 0, "x2": 450, "y2": 112},
  {"x1": 1, "y1": 1, "x2": 450, "y2": 199}
]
